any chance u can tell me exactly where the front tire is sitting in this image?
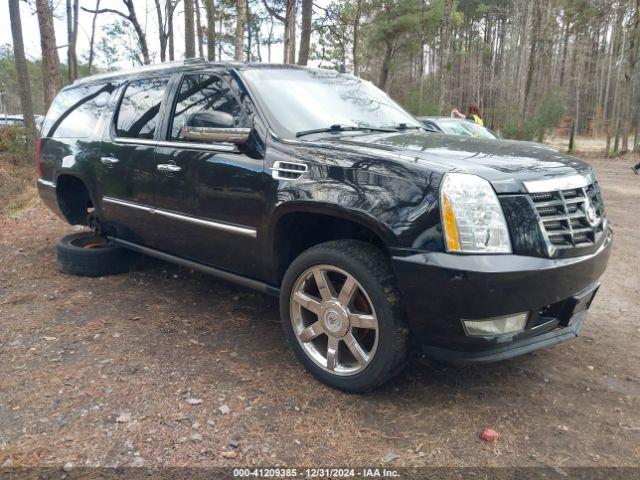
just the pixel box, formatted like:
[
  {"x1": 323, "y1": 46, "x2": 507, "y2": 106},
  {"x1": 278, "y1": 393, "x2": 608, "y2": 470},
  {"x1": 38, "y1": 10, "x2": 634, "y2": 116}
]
[{"x1": 280, "y1": 240, "x2": 409, "y2": 392}]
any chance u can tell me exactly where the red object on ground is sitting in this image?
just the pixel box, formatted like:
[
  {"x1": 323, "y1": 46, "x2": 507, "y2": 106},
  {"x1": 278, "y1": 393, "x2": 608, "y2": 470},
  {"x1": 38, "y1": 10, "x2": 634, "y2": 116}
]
[{"x1": 481, "y1": 428, "x2": 500, "y2": 442}]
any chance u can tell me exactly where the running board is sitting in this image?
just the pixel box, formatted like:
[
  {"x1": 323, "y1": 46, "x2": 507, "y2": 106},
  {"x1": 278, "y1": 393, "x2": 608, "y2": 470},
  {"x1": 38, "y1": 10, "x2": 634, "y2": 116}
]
[{"x1": 109, "y1": 237, "x2": 280, "y2": 297}]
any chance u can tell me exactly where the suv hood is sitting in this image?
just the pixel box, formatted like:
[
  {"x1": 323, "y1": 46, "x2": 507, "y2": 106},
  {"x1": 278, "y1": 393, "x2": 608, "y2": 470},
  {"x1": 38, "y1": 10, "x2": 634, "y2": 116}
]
[{"x1": 316, "y1": 131, "x2": 592, "y2": 194}]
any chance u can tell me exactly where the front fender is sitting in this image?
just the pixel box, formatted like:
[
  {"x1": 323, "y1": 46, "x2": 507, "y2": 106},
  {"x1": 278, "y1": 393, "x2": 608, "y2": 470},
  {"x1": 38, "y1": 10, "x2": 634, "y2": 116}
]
[{"x1": 268, "y1": 200, "x2": 398, "y2": 247}]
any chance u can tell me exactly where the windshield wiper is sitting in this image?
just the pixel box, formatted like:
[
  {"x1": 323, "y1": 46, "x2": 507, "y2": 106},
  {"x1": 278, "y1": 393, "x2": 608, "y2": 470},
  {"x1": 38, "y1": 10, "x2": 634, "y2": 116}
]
[
  {"x1": 389, "y1": 123, "x2": 423, "y2": 131},
  {"x1": 295, "y1": 124, "x2": 397, "y2": 138}
]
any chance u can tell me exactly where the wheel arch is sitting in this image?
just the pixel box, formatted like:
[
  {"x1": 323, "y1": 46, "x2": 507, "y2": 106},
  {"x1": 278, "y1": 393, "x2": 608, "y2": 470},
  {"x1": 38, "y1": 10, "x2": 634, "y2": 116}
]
[
  {"x1": 267, "y1": 202, "x2": 398, "y2": 285},
  {"x1": 54, "y1": 172, "x2": 96, "y2": 226}
]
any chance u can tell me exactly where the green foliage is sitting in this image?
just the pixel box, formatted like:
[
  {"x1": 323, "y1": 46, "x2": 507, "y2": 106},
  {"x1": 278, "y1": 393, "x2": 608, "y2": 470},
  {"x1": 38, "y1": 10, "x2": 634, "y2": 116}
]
[
  {"x1": 0, "y1": 126, "x2": 30, "y2": 165},
  {"x1": 529, "y1": 91, "x2": 566, "y2": 142},
  {"x1": 501, "y1": 92, "x2": 565, "y2": 142},
  {"x1": 0, "y1": 125, "x2": 36, "y2": 216},
  {"x1": 0, "y1": 44, "x2": 47, "y2": 114},
  {"x1": 0, "y1": 44, "x2": 82, "y2": 115},
  {"x1": 403, "y1": 77, "x2": 441, "y2": 115},
  {"x1": 311, "y1": 1, "x2": 354, "y2": 70},
  {"x1": 98, "y1": 21, "x2": 144, "y2": 69}
]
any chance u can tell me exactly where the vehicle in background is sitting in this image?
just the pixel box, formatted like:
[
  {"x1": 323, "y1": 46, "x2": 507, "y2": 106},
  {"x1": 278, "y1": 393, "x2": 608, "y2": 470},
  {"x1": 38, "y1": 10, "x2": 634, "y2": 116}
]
[
  {"x1": 0, "y1": 114, "x2": 45, "y2": 132},
  {"x1": 0, "y1": 114, "x2": 25, "y2": 126},
  {"x1": 417, "y1": 116, "x2": 557, "y2": 151}
]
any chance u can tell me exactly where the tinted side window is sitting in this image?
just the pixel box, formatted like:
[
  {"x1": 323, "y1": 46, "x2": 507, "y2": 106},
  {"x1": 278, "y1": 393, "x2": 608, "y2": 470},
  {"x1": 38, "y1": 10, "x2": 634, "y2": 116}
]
[
  {"x1": 115, "y1": 77, "x2": 169, "y2": 139},
  {"x1": 170, "y1": 74, "x2": 244, "y2": 140},
  {"x1": 43, "y1": 84, "x2": 113, "y2": 138}
]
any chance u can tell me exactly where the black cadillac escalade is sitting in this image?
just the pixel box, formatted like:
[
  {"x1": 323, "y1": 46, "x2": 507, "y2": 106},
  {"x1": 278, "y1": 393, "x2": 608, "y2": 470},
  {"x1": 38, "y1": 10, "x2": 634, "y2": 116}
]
[{"x1": 37, "y1": 61, "x2": 612, "y2": 392}]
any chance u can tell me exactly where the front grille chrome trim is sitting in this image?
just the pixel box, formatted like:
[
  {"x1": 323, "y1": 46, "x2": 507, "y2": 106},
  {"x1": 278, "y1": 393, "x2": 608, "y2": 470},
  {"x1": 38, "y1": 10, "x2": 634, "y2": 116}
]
[
  {"x1": 528, "y1": 177, "x2": 606, "y2": 256},
  {"x1": 524, "y1": 173, "x2": 595, "y2": 194}
]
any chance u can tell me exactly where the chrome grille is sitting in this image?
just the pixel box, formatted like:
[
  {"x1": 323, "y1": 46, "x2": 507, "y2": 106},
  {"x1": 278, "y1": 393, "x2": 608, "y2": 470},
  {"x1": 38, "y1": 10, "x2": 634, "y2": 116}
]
[{"x1": 530, "y1": 182, "x2": 605, "y2": 251}]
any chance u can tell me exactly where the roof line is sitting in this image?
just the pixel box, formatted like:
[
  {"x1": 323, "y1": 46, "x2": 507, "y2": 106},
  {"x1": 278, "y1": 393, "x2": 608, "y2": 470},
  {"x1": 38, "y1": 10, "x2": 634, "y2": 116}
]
[{"x1": 72, "y1": 59, "x2": 245, "y2": 86}]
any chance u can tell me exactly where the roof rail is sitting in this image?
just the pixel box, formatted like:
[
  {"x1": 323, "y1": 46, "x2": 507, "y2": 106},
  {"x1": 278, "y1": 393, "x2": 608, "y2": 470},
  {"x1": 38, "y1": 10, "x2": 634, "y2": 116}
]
[{"x1": 72, "y1": 59, "x2": 216, "y2": 86}]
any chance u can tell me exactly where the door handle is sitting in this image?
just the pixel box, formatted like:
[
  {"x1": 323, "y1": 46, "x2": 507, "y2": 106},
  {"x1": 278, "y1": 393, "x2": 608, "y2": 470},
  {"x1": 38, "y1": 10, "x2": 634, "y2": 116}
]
[
  {"x1": 157, "y1": 164, "x2": 182, "y2": 173},
  {"x1": 100, "y1": 156, "x2": 119, "y2": 166}
]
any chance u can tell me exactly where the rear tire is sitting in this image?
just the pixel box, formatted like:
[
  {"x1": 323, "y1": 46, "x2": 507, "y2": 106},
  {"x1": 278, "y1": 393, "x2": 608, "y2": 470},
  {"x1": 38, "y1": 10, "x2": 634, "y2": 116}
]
[
  {"x1": 280, "y1": 240, "x2": 409, "y2": 393},
  {"x1": 57, "y1": 232, "x2": 133, "y2": 277}
]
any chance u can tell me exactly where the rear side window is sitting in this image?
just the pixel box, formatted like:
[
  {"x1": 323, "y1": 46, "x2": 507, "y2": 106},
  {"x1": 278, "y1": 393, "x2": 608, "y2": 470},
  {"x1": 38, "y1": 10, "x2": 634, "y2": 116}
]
[
  {"x1": 115, "y1": 77, "x2": 169, "y2": 139},
  {"x1": 170, "y1": 74, "x2": 244, "y2": 140},
  {"x1": 42, "y1": 84, "x2": 113, "y2": 138}
]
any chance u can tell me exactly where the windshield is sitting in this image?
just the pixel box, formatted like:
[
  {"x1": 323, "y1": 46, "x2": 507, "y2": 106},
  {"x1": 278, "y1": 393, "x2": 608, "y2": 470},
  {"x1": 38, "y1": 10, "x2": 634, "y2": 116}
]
[
  {"x1": 241, "y1": 68, "x2": 422, "y2": 140},
  {"x1": 437, "y1": 119, "x2": 497, "y2": 139}
]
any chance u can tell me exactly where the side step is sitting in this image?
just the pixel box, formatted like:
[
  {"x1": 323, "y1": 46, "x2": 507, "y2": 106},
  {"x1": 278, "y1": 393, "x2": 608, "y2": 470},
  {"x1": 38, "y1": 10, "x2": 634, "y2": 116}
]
[{"x1": 108, "y1": 237, "x2": 280, "y2": 297}]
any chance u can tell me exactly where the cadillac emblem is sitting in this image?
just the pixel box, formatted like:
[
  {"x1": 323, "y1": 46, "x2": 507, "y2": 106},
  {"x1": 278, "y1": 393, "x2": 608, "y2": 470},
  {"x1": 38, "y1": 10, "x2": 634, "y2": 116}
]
[{"x1": 584, "y1": 197, "x2": 599, "y2": 227}]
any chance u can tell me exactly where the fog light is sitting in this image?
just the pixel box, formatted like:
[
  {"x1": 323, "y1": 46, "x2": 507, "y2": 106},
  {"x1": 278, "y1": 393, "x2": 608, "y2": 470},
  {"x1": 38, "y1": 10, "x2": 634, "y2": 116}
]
[{"x1": 462, "y1": 312, "x2": 529, "y2": 337}]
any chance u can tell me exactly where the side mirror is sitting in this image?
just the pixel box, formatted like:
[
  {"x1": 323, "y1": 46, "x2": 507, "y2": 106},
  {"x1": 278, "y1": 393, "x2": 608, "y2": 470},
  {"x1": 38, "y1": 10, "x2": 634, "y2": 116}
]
[{"x1": 182, "y1": 111, "x2": 251, "y2": 144}]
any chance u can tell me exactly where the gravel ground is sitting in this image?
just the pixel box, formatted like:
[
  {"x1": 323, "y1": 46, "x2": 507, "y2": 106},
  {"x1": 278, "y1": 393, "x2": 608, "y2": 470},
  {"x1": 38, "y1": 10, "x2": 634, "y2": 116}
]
[{"x1": 0, "y1": 155, "x2": 639, "y2": 469}]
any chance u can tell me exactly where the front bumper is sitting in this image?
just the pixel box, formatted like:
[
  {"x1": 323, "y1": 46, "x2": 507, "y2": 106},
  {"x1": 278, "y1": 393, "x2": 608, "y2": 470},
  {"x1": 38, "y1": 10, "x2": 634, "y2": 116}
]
[{"x1": 392, "y1": 228, "x2": 612, "y2": 362}]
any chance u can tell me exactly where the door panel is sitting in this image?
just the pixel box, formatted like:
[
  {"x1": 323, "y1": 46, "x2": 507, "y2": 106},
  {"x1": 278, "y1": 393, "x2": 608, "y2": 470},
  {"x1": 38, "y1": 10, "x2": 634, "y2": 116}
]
[
  {"x1": 150, "y1": 72, "x2": 266, "y2": 277},
  {"x1": 195, "y1": 151, "x2": 267, "y2": 275},
  {"x1": 149, "y1": 145, "x2": 201, "y2": 256},
  {"x1": 98, "y1": 77, "x2": 169, "y2": 246},
  {"x1": 99, "y1": 142, "x2": 157, "y2": 245}
]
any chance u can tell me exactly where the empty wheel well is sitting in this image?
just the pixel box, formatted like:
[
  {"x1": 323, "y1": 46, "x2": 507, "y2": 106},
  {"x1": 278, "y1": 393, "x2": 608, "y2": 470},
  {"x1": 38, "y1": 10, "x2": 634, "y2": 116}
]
[
  {"x1": 274, "y1": 213, "x2": 389, "y2": 283},
  {"x1": 56, "y1": 175, "x2": 93, "y2": 226}
]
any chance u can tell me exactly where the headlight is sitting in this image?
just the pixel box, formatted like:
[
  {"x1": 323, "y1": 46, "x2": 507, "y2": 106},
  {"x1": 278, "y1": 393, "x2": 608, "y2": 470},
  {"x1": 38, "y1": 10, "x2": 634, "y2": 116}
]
[{"x1": 440, "y1": 173, "x2": 511, "y2": 253}]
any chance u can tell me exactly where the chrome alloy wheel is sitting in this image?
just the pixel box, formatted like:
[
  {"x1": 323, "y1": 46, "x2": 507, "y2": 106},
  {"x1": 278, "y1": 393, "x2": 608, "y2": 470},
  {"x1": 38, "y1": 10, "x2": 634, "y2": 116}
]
[{"x1": 290, "y1": 265, "x2": 379, "y2": 376}]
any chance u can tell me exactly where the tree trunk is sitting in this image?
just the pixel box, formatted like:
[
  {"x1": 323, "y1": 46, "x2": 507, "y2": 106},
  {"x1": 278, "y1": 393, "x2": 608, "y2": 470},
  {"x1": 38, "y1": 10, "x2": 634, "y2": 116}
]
[
  {"x1": 246, "y1": 1, "x2": 253, "y2": 60},
  {"x1": 620, "y1": 0, "x2": 640, "y2": 152},
  {"x1": 606, "y1": 2, "x2": 625, "y2": 154},
  {"x1": 66, "y1": 0, "x2": 79, "y2": 82},
  {"x1": 559, "y1": 12, "x2": 570, "y2": 86},
  {"x1": 570, "y1": 38, "x2": 582, "y2": 153},
  {"x1": 352, "y1": 0, "x2": 363, "y2": 75},
  {"x1": 88, "y1": 0, "x2": 101, "y2": 72},
  {"x1": 255, "y1": 24, "x2": 262, "y2": 61},
  {"x1": 168, "y1": 1, "x2": 175, "y2": 61},
  {"x1": 524, "y1": 0, "x2": 542, "y2": 115},
  {"x1": 195, "y1": 0, "x2": 204, "y2": 58},
  {"x1": 218, "y1": 15, "x2": 223, "y2": 60},
  {"x1": 297, "y1": 0, "x2": 313, "y2": 65},
  {"x1": 121, "y1": 0, "x2": 150, "y2": 64},
  {"x1": 185, "y1": 0, "x2": 196, "y2": 58},
  {"x1": 9, "y1": 0, "x2": 36, "y2": 151},
  {"x1": 379, "y1": 39, "x2": 395, "y2": 92},
  {"x1": 235, "y1": 0, "x2": 247, "y2": 61},
  {"x1": 154, "y1": 0, "x2": 167, "y2": 62},
  {"x1": 438, "y1": 0, "x2": 453, "y2": 114},
  {"x1": 35, "y1": 0, "x2": 63, "y2": 110},
  {"x1": 611, "y1": 21, "x2": 628, "y2": 155},
  {"x1": 283, "y1": 0, "x2": 297, "y2": 64},
  {"x1": 204, "y1": 0, "x2": 216, "y2": 61},
  {"x1": 267, "y1": 16, "x2": 274, "y2": 62}
]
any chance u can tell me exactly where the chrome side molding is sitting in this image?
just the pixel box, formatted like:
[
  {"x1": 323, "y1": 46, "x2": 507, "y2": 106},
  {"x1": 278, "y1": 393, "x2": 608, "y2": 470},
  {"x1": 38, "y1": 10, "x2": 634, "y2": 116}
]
[
  {"x1": 157, "y1": 163, "x2": 182, "y2": 173},
  {"x1": 102, "y1": 197, "x2": 257, "y2": 238},
  {"x1": 113, "y1": 137, "x2": 236, "y2": 153},
  {"x1": 37, "y1": 179, "x2": 56, "y2": 189},
  {"x1": 182, "y1": 126, "x2": 251, "y2": 144}
]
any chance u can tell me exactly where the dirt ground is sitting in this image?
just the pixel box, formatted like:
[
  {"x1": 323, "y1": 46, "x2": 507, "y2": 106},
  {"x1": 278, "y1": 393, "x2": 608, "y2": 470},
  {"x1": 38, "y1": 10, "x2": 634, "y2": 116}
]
[{"x1": 0, "y1": 154, "x2": 639, "y2": 470}]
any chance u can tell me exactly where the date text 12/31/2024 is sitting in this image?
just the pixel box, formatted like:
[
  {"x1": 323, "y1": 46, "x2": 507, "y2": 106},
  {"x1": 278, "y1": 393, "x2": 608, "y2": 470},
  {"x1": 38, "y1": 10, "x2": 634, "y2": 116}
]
[{"x1": 232, "y1": 468, "x2": 401, "y2": 478}]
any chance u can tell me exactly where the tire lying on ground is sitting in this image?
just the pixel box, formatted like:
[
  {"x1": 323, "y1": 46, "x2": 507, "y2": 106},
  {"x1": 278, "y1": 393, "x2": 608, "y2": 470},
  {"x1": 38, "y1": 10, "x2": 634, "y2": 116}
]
[{"x1": 57, "y1": 232, "x2": 133, "y2": 277}]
